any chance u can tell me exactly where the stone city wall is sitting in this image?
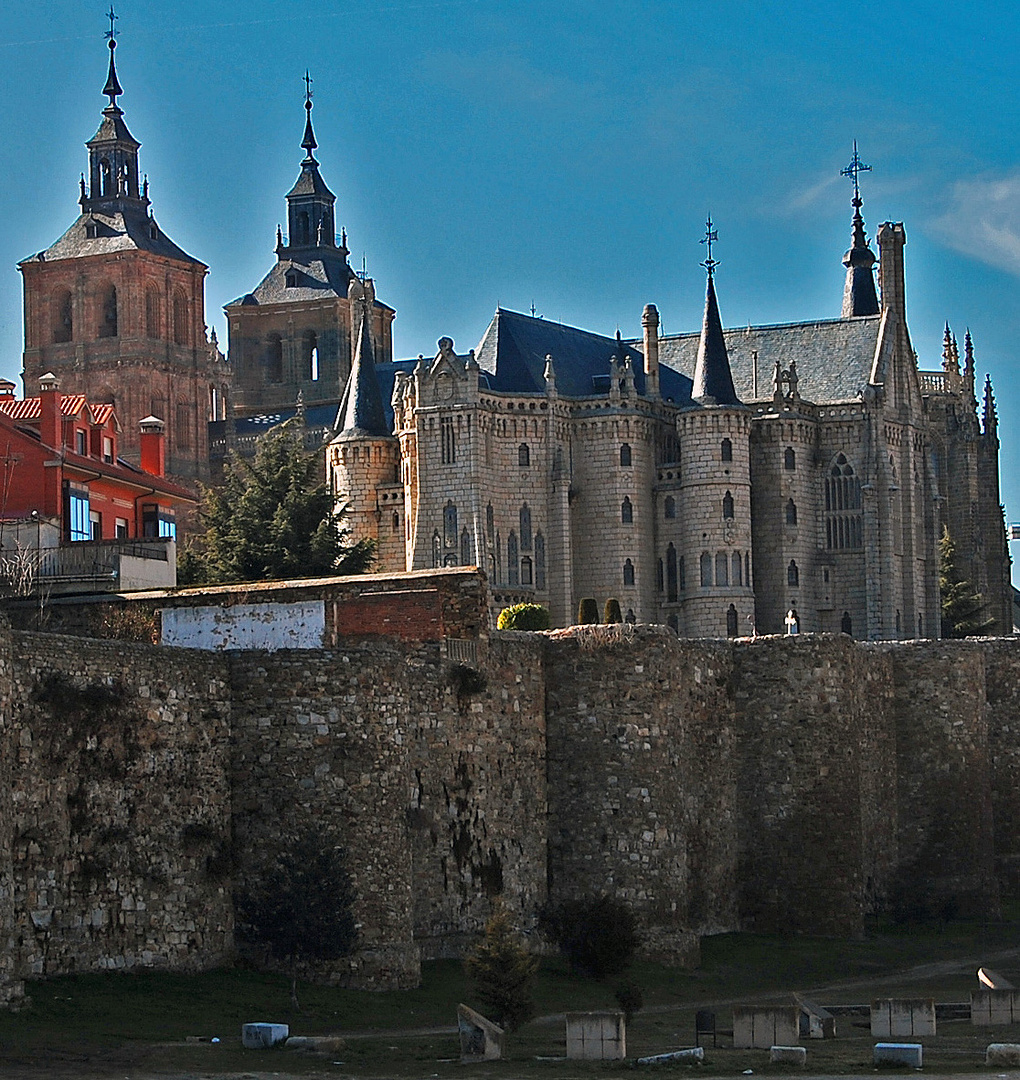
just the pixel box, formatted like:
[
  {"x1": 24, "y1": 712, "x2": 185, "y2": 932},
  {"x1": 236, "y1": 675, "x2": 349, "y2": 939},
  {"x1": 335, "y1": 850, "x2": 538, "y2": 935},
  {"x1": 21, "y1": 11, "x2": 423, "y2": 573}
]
[{"x1": 0, "y1": 586, "x2": 1014, "y2": 1002}]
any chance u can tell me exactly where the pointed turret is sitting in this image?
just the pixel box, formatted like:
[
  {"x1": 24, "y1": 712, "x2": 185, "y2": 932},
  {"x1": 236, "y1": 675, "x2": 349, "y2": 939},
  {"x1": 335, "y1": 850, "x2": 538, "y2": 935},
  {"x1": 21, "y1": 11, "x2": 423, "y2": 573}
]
[
  {"x1": 335, "y1": 303, "x2": 388, "y2": 437},
  {"x1": 692, "y1": 274, "x2": 740, "y2": 406},
  {"x1": 840, "y1": 143, "x2": 879, "y2": 317},
  {"x1": 942, "y1": 323, "x2": 959, "y2": 375},
  {"x1": 280, "y1": 74, "x2": 346, "y2": 256},
  {"x1": 983, "y1": 374, "x2": 998, "y2": 436},
  {"x1": 963, "y1": 329, "x2": 977, "y2": 400},
  {"x1": 81, "y1": 14, "x2": 146, "y2": 212}
]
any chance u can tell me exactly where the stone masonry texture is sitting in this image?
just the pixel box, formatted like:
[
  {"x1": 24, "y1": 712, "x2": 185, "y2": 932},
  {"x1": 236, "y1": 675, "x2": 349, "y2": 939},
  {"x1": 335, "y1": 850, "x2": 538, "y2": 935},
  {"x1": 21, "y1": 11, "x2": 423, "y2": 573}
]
[{"x1": 0, "y1": 572, "x2": 1017, "y2": 1002}]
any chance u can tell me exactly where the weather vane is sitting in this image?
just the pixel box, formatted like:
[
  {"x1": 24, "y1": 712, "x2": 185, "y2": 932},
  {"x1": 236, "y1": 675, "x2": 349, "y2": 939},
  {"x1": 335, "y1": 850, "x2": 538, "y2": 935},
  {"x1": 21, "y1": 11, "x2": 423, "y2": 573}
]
[
  {"x1": 105, "y1": 6, "x2": 118, "y2": 43},
  {"x1": 700, "y1": 216, "x2": 719, "y2": 276},
  {"x1": 841, "y1": 140, "x2": 871, "y2": 203},
  {"x1": 304, "y1": 70, "x2": 313, "y2": 103}
]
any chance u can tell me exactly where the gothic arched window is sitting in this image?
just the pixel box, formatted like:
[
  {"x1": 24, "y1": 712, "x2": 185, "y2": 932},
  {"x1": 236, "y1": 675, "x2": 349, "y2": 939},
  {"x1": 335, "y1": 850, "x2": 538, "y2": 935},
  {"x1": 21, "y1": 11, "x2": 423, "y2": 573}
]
[
  {"x1": 723, "y1": 490, "x2": 734, "y2": 519},
  {"x1": 620, "y1": 443, "x2": 632, "y2": 466},
  {"x1": 145, "y1": 286, "x2": 159, "y2": 339},
  {"x1": 666, "y1": 543, "x2": 678, "y2": 602},
  {"x1": 715, "y1": 552, "x2": 728, "y2": 586},
  {"x1": 521, "y1": 556, "x2": 533, "y2": 586},
  {"x1": 841, "y1": 611, "x2": 853, "y2": 636},
  {"x1": 825, "y1": 453, "x2": 863, "y2": 549},
  {"x1": 172, "y1": 289, "x2": 188, "y2": 346},
  {"x1": 518, "y1": 443, "x2": 530, "y2": 466},
  {"x1": 304, "y1": 331, "x2": 318, "y2": 381},
  {"x1": 444, "y1": 502, "x2": 458, "y2": 548},
  {"x1": 267, "y1": 334, "x2": 283, "y2": 383},
  {"x1": 788, "y1": 559, "x2": 799, "y2": 586},
  {"x1": 727, "y1": 604, "x2": 738, "y2": 637},
  {"x1": 732, "y1": 551, "x2": 742, "y2": 586},
  {"x1": 786, "y1": 499, "x2": 797, "y2": 525},
  {"x1": 784, "y1": 446, "x2": 796, "y2": 471},
  {"x1": 98, "y1": 284, "x2": 117, "y2": 339},
  {"x1": 700, "y1": 551, "x2": 712, "y2": 588},
  {"x1": 53, "y1": 290, "x2": 73, "y2": 343},
  {"x1": 460, "y1": 527, "x2": 472, "y2": 566},
  {"x1": 621, "y1": 496, "x2": 633, "y2": 524},
  {"x1": 679, "y1": 555, "x2": 686, "y2": 591},
  {"x1": 520, "y1": 504, "x2": 532, "y2": 551},
  {"x1": 721, "y1": 438, "x2": 732, "y2": 462},
  {"x1": 664, "y1": 495, "x2": 676, "y2": 520},
  {"x1": 176, "y1": 401, "x2": 191, "y2": 451},
  {"x1": 432, "y1": 531, "x2": 441, "y2": 568},
  {"x1": 535, "y1": 532, "x2": 546, "y2": 590},
  {"x1": 508, "y1": 531, "x2": 519, "y2": 585},
  {"x1": 486, "y1": 503, "x2": 494, "y2": 544},
  {"x1": 623, "y1": 559, "x2": 635, "y2": 586}
]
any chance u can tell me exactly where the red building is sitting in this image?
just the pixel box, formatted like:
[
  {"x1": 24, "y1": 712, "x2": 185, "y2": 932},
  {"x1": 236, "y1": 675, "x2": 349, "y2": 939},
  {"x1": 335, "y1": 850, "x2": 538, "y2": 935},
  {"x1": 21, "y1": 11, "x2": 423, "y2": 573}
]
[{"x1": 0, "y1": 373, "x2": 193, "y2": 549}]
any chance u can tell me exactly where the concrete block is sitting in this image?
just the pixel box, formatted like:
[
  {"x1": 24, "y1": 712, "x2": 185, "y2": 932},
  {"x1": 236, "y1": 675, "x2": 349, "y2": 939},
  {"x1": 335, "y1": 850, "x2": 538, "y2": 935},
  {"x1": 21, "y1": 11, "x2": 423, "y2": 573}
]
[
  {"x1": 770, "y1": 1045, "x2": 807, "y2": 1065},
  {"x1": 565, "y1": 1011, "x2": 626, "y2": 1060},
  {"x1": 457, "y1": 1003, "x2": 504, "y2": 1062},
  {"x1": 986, "y1": 1043, "x2": 1020, "y2": 1066},
  {"x1": 733, "y1": 1006, "x2": 800, "y2": 1049},
  {"x1": 873, "y1": 1042, "x2": 922, "y2": 1068},
  {"x1": 638, "y1": 1047, "x2": 704, "y2": 1065},
  {"x1": 972, "y1": 990, "x2": 1019, "y2": 1025},
  {"x1": 242, "y1": 1022, "x2": 289, "y2": 1049},
  {"x1": 871, "y1": 999, "x2": 935, "y2": 1037}
]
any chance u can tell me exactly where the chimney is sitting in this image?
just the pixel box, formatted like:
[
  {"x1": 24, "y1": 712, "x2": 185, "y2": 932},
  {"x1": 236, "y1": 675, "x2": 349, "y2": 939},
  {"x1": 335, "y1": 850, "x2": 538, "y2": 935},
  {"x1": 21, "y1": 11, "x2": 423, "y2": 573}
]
[
  {"x1": 139, "y1": 415, "x2": 166, "y2": 477},
  {"x1": 39, "y1": 372, "x2": 61, "y2": 449},
  {"x1": 877, "y1": 222, "x2": 907, "y2": 320},
  {"x1": 0, "y1": 379, "x2": 15, "y2": 402},
  {"x1": 642, "y1": 303, "x2": 660, "y2": 398}
]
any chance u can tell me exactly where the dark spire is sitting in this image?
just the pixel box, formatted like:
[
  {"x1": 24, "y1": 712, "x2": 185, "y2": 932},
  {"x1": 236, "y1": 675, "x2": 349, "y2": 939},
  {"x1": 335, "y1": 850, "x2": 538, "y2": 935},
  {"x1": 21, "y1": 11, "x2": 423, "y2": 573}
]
[
  {"x1": 963, "y1": 328, "x2": 976, "y2": 399},
  {"x1": 103, "y1": 8, "x2": 123, "y2": 105},
  {"x1": 692, "y1": 220, "x2": 740, "y2": 407},
  {"x1": 840, "y1": 142, "x2": 879, "y2": 317},
  {"x1": 983, "y1": 373, "x2": 998, "y2": 436},
  {"x1": 336, "y1": 302, "x2": 389, "y2": 437},
  {"x1": 301, "y1": 70, "x2": 317, "y2": 162}
]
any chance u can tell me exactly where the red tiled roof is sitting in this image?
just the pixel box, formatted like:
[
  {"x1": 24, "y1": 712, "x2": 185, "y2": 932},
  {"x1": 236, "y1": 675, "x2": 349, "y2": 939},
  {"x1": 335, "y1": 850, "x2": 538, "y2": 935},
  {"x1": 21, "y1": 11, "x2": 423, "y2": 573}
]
[{"x1": 0, "y1": 395, "x2": 90, "y2": 421}]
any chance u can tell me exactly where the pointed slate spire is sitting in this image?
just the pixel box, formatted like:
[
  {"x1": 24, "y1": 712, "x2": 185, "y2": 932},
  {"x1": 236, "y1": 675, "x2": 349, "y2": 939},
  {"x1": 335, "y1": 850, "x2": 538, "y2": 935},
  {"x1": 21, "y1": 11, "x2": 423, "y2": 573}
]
[
  {"x1": 692, "y1": 224, "x2": 739, "y2": 406},
  {"x1": 336, "y1": 303, "x2": 388, "y2": 437},
  {"x1": 840, "y1": 143, "x2": 879, "y2": 317},
  {"x1": 103, "y1": 13, "x2": 123, "y2": 106},
  {"x1": 983, "y1": 374, "x2": 998, "y2": 436},
  {"x1": 301, "y1": 70, "x2": 318, "y2": 162}
]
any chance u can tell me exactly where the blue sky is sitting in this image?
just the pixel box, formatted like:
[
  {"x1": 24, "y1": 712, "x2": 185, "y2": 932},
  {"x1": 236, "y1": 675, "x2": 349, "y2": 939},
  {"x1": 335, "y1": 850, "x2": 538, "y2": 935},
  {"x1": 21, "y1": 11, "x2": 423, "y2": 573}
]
[{"x1": 2, "y1": 1, "x2": 1020, "y2": 556}]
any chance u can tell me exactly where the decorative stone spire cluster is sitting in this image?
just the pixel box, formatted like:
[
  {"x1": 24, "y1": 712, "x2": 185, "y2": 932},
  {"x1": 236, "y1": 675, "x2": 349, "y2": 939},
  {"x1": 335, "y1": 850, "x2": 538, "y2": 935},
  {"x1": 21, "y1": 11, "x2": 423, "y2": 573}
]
[
  {"x1": 983, "y1": 373, "x2": 998, "y2": 436},
  {"x1": 942, "y1": 323, "x2": 960, "y2": 375},
  {"x1": 692, "y1": 218, "x2": 740, "y2": 406},
  {"x1": 840, "y1": 142, "x2": 879, "y2": 318}
]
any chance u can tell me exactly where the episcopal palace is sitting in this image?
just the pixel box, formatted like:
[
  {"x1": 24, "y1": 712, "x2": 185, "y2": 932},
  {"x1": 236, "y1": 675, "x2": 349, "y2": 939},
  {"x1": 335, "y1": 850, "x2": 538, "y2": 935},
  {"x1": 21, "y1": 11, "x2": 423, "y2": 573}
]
[{"x1": 15, "y1": 32, "x2": 1012, "y2": 639}]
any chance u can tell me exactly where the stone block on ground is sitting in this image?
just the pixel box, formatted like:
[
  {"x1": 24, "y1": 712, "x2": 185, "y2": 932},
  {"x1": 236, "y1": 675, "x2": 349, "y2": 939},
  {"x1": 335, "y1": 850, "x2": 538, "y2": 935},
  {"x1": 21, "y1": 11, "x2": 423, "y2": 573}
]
[
  {"x1": 732, "y1": 1006, "x2": 800, "y2": 1049},
  {"x1": 870, "y1": 999, "x2": 936, "y2": 1038},
  {"x1": 770, "y1": 1045, "x2": 807, "y2": 1065},
  {"x1": 972, "y1": 989, "x2": 1020, "y2": 1026},
  {"x1": 873, "y1": 1042, "x2": 922, "y2": 1067},
  {"x1": 986, "y1": 1043, "x2": 1020, "y2": 1066},
  {"x1": 457, "y1": 1003, "x2": 504, "y2": 1062},
  {"x1": 565, "y1": 1011, "x2": 626, "y2": 1060},
  {"x1": 242, "y1": 1022, "x2": 289, "y2": 1049},
  {"x1": 796, "y1": 996, "x2": 836, "y2": 1038}
]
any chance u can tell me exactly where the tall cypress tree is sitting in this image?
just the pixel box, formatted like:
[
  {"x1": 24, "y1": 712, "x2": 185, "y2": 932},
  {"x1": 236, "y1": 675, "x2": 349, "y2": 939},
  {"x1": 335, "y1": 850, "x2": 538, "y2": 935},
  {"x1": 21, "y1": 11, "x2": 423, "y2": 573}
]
[{"x1": 939, "y1": 526, "x2": 995, "y2": 638}]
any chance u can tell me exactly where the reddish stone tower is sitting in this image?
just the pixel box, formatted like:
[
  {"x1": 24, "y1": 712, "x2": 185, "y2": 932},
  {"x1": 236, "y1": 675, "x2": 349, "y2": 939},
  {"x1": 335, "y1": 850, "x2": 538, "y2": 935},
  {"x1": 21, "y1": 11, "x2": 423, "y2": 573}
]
[{"x1": 18, "y1": 23, "x2": 229, "y2": 483}]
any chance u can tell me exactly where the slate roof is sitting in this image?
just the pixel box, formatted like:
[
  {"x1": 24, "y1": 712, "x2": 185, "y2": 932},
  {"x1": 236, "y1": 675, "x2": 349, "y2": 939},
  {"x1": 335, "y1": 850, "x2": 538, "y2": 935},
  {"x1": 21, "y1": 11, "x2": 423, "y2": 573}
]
[
  {"x1": 335, "y1": 314, "x2": 390, "y2": 438},
  {"x1": 655, "y1": 315, "x2": 881, "y2": 404},
  {"x1": 473, "y1": 308, "x2": 693, "y2": 402},
  {"x1": 23, "y1": 209, "x2": 204, "y2": 266},
  {"x1": 226, "y1": 254, "x2": 357, "y2": 307},
  {"x1": 692, "y1": 276, "x2": 740, "y2": 406}
]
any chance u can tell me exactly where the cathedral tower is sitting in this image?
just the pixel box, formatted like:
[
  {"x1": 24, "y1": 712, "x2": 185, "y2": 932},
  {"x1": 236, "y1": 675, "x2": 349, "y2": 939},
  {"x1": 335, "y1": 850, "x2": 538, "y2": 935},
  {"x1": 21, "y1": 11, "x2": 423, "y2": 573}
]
[
  {"x1": 225, "y1": 77, "x2": 395, "y2": 416},
  {"x1": 18, "y1": 19, "x2": 228, "y2": 482}
]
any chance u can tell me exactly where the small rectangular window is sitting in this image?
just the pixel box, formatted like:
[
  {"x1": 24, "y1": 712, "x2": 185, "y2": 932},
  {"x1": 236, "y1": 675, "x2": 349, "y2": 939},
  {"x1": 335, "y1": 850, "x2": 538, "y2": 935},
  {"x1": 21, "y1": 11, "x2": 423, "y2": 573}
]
[
  {"x1": 115, "y1": 517, "x2": 129, "y2": 539},
  {"x1": 75, "y1": 430, "x2": 87, "y2": 456},
  {"x1": 67, "y1": 486, "x2": 90, "y2": 542},
  {"x1": 142, "y1": 504, "x2": 177, "y2": 540},
  {"x1": 89, "y1": 510, "x2": 101, "y2": 540},
  {"x1": 103, "y1": 436, "x2": 114, "y2": 463}
]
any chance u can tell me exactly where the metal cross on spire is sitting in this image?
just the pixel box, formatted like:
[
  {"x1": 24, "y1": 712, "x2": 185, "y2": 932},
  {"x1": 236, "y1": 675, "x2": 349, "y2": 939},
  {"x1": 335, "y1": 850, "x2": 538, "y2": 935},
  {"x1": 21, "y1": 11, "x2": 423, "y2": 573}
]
[
  {"x1": 105, "y1": 6, "x2": 118, "y2": 44},
  {"x1": 841, "y1": 140, "x2": 872, "y2": 204},
  {"x1": 700, "y1": 216, "x2": 719, "y2": 276},
  {"x1": 303, "y1": 70, "x2": 313, "y2": 104}
]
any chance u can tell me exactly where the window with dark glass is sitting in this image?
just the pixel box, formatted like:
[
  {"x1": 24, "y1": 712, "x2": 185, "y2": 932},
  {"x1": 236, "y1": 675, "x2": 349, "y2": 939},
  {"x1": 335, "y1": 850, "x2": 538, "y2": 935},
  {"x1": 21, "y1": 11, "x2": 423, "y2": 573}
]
[
  {"x1": 620, "y1": 443, "x2": 632, "y2": 466},
  {"x1": 721, "y1": 438, "x2": 732, "y2": 462},
  {"x1": 621, "y1": 496, "x2": 633, "y2": 524}
]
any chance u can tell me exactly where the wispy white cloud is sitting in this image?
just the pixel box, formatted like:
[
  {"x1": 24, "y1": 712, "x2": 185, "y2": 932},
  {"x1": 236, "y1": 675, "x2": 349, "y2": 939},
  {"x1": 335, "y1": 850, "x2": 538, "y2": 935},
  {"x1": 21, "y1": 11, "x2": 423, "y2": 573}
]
[{"x1": 935, "y1": 170, "x2": 1020, "y2": 275}]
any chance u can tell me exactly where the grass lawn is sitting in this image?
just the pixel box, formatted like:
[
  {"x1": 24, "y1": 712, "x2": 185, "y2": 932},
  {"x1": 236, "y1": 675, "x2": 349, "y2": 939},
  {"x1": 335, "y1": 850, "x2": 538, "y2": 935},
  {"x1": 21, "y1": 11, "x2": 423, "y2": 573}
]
[{"x1": 0, "y1": 916, "x2": 1018, "y2": 1077}]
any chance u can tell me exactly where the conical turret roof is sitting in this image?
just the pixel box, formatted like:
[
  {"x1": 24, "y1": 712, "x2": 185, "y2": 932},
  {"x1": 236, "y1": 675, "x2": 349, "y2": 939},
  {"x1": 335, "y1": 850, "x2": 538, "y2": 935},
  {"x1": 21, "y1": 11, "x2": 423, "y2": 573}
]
[{"x1": 692, "y1": 275, "x2": 740, "y2": 406}]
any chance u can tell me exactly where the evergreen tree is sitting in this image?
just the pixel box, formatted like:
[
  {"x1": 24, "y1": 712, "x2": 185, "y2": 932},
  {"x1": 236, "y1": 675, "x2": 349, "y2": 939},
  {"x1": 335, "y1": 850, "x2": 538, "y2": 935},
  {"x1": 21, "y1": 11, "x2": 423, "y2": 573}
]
[
  {"x1": 939, "y1": 526, "x2": 995, "y2": 638},
  {"x1": 180, "y1": 418, "x2": 374, "y2": 585},
  {"x1": 465, "y1": 902, "x2": 538, "y2": 1033},
  {"x1": 236, "y1": 834, "x2": 358, "y2": 1011}
]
